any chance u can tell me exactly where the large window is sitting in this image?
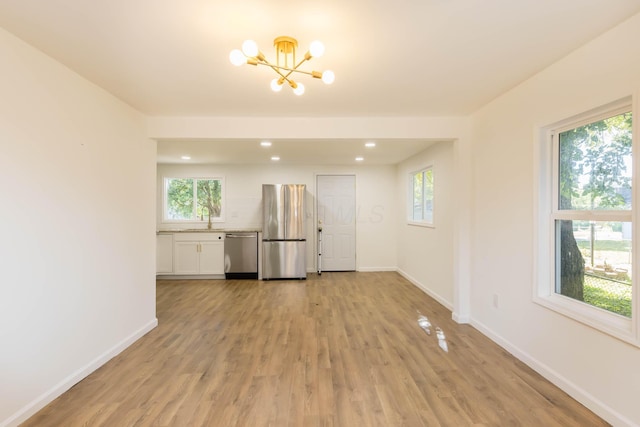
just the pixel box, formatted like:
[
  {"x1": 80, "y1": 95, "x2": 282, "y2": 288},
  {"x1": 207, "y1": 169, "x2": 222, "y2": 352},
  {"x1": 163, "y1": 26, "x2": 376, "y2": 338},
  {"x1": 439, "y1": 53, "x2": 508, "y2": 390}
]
[
  {"x1": 163, "y1": 177, "x2": 224, "y2": 222},
  {"x1": 409, "y1": 167, "x2": 434, "y2": 226},
  {"x1": 536, "y1": 99, "x2": 636, "y2": 343}
]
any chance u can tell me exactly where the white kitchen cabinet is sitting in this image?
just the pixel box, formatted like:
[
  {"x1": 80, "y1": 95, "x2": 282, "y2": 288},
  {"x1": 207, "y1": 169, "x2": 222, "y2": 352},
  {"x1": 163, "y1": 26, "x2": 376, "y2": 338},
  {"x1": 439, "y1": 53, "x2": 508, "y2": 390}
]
[
  {"x1": 198, "y1": 241, "x2": 225, "y2": 274},
  {"x1": 156, "y1": 234, "x2": 174, "y2": 274},
  {"x1": 173, "y1": 233, "x2": 225, "y2": 275}
]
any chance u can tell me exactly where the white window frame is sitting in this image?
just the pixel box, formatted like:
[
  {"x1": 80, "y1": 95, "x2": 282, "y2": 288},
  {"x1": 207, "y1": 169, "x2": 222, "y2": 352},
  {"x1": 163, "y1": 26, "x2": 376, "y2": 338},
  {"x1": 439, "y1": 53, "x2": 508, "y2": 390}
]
[
  {"x1": 408, "y1": 166, "x2": 434, "y2": 228},
  {"x1": 534, "y1": 96, "x2": 639, "y2": 345},
  {"x1": 162, "y1": 176, "x2": 225, "y2": 223}
]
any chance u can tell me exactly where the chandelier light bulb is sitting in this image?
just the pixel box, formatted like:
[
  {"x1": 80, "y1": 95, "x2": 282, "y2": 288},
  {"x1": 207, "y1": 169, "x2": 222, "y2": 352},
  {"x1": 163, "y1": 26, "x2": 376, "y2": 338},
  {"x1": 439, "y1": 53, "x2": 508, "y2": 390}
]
[
  {"x1": 229, "y1": 49, "x2": 245, "y2": 66},
  {"x1": 270, "y1": 78, "x2": 283, "y2": 92},
  {"x1": 321, "y1": 70, "x2": 335, "y2": 85},
  {"x1": 293, "y1": 83, "x2": 305, "y2": 96},
  {"x1": 309, "y1": 40, "x2": 325, "y2": 58},
  {"x1": 242, "y1": 40, "x2": 259, "y2": 57}
]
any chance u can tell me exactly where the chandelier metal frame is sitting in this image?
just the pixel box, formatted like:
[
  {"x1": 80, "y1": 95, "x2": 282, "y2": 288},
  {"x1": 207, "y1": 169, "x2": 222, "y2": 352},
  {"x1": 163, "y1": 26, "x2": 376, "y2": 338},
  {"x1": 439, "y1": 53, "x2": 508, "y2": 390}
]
[{"x1": 230, "y1": 36, "x2": 335, "y2": 95}]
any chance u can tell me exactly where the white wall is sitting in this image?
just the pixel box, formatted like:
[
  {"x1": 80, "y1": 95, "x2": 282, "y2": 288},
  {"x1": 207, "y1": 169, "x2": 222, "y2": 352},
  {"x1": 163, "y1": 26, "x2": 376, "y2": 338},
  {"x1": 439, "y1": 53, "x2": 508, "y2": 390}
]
[
  {"x1": 150, "y1": 115, "x2": 472, "y2": 316},
  {"x1": 396, "y1": 142, "x2": 455, "y2": 309},
  {"x1": 0, "y1": 27, "x2": 157, "y2": 427},
  {"x1": 469, "y1": 13, "x2": 640, "y2": 426},
  {"x1": 150, "y1": 117, "x2": 472, "y2": 319},
  {"x1": 157, "y1": 163, "x2": 398, "y2": 271},
  {"x1": 5, "y1": 5, "x2": 637, "y2": 425}
]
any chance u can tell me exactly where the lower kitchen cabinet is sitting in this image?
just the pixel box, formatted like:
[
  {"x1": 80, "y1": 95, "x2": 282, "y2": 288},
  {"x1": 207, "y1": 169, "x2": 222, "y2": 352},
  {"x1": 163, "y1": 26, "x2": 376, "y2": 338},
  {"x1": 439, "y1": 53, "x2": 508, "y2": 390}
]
[
  {"x1": 173, "y1": 233, "x2": 224, "y2": 275},
  {"x1": 156, "y1": 234, "x2": 174, "y2": 274}
]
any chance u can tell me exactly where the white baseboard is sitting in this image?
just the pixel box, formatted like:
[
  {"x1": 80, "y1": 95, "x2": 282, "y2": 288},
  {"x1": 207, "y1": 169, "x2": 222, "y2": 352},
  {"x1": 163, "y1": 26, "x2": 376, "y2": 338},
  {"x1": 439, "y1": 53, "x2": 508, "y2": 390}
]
[
  {"x1": 397, "y1": 268, "x2": 454, "y2": 311},
  {"x1": 2, "y1": 318, "x2": 158, "y2": 427},
  {"x1": 357, "y1": 266, "x2": 397, "y2": 272},
  {"x1": 470, "y1": 318, "x2": 635, "y2": 427},
  {"x1": 451, "y1": 312, "x2": 471, "y2": 324},
  {"x1": 307, "y1": 267, "x2": 396, "y2": 273},
  {"x1": 304, "y1": 268, "x2": 628, "y2": 423},
  {"x1": 156, "y1": 274, "x2": 225, "y2": 280},
  {"x1": 390, "y1": 270, "x2": 629, "y2": 424}
]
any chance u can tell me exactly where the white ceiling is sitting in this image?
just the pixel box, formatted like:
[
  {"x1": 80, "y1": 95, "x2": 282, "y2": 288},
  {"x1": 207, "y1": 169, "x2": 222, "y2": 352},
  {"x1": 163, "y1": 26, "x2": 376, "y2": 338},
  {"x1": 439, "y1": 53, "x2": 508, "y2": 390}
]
[
  {"x1": 1, "y1": 0, "x2": 639, "y2": 164},
  {"x1": 156, "y1": 138, "x2": 441, "y2": 165}
]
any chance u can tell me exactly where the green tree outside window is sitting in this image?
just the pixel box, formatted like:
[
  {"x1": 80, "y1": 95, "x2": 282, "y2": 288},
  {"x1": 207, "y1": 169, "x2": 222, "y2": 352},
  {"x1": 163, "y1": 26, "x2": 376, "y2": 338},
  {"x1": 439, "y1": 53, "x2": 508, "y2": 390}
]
[
  {"x1": 165, "y1": 177, "x2": 223, "y2": 221},
  {"x1": 557, "y1": 112, "x2": 632, "y2": 314}
]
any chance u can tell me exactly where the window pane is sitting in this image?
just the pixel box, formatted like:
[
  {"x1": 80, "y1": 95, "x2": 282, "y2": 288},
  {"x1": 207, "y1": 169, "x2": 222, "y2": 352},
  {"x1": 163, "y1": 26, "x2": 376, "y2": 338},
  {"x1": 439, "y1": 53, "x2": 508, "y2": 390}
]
[
  {"x1": 413, "y1": 172, "x2": 423, "y2": 220},
  {"x1": 556, "y1": 219, "x2": 632, "y2": 317},
  {"x1": 196, "y1": 179, "x2": 222, "y2": 220},
  {"x1": 558, "y1": 112, "x2": 632, "y2": 210},
  {"x1": 166, "y1": 178, "x2": 194, "y2": 220},
  {"x1": 424, "y1": 169, "x2": 433, "y2": 223}
]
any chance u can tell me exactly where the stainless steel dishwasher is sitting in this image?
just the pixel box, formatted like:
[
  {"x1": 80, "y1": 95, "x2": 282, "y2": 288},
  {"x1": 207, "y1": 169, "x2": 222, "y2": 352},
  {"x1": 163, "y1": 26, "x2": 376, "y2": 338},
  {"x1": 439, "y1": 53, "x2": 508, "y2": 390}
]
[{"x1": 224, "y1": 232, "x2": 258, "y2": 279}]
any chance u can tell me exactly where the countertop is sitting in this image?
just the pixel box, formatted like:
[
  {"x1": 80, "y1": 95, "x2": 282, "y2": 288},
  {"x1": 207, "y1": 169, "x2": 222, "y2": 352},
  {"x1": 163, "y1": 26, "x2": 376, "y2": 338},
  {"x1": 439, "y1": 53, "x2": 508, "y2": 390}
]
[{"x1": 157, "y1": 229, "x2": 261, "y2": 234}]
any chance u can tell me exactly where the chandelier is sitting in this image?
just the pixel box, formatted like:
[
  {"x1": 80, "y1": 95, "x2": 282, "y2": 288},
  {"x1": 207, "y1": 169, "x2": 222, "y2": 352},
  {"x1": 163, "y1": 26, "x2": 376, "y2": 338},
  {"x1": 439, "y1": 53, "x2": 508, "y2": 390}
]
[{"x1": 229, "y1": 36, "x2": 335, "y2": 96}]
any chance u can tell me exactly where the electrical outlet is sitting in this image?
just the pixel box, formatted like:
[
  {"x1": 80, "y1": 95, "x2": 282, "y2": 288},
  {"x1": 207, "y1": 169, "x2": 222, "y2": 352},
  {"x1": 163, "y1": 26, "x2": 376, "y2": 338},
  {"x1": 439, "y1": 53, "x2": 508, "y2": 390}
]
[{"x1": 492, "y1": 293, "x2": 499, "y2": 309}]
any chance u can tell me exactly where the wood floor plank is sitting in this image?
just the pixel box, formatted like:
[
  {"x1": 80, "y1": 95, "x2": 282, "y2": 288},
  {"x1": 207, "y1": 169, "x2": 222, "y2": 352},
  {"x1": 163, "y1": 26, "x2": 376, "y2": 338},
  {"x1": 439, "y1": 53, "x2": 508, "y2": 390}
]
[{"x1": 20, "y1": 272, "x2": 609, "y2": 426}]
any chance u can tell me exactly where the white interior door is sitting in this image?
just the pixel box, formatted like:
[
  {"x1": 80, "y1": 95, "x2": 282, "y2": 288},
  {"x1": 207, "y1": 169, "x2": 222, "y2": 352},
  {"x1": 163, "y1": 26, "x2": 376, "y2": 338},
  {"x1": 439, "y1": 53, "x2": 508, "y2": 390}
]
[{"x1": 317, "y1": 175, "x2": 356, "y2": 271}]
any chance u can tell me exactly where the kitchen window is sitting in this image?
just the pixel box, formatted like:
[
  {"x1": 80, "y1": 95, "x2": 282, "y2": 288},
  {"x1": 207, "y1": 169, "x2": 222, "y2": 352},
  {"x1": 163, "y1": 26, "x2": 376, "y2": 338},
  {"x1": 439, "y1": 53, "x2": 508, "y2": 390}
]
[
  {"x1": 535, "y1": 98, "x2": 637, "y2": 344},
  {"x1": 163, "y1": 177, "x2": 224, "y2": 223},
  {"x1": 408, "y1": 167, "x2": 434, "y2": 226}
]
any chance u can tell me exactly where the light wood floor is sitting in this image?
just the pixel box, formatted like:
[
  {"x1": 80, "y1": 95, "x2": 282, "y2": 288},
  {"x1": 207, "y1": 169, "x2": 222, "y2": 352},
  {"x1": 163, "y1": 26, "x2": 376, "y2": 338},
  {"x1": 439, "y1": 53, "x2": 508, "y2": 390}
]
[{"x1": 22, "y1": 272, "x2": 608, "y2": 426}]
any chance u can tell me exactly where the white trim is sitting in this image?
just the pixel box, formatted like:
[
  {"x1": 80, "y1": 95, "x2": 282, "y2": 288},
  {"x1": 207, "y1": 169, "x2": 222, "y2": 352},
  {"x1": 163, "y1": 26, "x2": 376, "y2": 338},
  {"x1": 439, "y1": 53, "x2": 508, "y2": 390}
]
[
  {"x1": 451, "y1": 312, "x2": 471, "y2": 324},
  {"x1": 452, "y1": 136, "x2": 472, "y2": 325},
  {"x1": 533, "y1": 293, "x2": 635, "y2": 343},
  {"x1": 551, "y1": 211, "x2": 632, "y2": 221},
  {"x1": 397, "y1": 268, "x2": 454, "y2": 311},
  {"x1": 552, "y1": 103, "x2": 633, "y2": 135},
  {"x1": 407, "y1": 165, "x2": 434, "y2": 226},
  {"x1": 397, "y1": 266, "x2": 469, "y2": 323},
  {"x1": 1, "y1": 319, "x2": 158, "y2": 427},
  {"x1": 407, "y1": 221, "x2": 436, "y2": 229},
  {"x1": 358, "y1": 266, "x2": 396, "y2": 272},
  {"x1": 633, "y1": 92, "x2": 640, "y2": 339},
  {"x1": 471, "y1": 317, "x2": 636, "y2": 427},
  {"x1": 534, "y1": 96, "x2": 639, "y2": 346}
]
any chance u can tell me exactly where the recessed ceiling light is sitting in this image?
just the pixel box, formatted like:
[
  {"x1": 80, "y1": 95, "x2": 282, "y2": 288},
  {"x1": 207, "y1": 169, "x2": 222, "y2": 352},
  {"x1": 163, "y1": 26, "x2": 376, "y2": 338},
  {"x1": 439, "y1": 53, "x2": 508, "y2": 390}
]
[
  {"x1": 365, "y1": 142, "x2": 376, "y2": 148},
  {"x1": 355, "y1": 156, "x2": 364, "y2": 162},
  {"x1": 271, "y1": 156, "x2": 280, "y2": 161},
  {"x1": 260, "y1": 141, "x2": 272, "y2": 147},
  {"x1": 181, "y1": 155, "x2": 191, "y2": 160}
]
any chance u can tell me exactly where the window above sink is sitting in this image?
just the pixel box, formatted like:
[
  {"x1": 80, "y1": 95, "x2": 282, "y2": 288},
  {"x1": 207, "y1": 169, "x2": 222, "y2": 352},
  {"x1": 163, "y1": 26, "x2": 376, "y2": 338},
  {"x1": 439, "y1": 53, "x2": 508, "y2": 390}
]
[{"x1": 162, "y1": 176, "x2": 225, "y2": 223}]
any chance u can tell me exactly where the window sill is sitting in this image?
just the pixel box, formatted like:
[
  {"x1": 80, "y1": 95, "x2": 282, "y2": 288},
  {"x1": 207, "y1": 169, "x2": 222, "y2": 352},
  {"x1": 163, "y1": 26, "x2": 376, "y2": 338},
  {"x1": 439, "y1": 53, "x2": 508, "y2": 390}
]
[
  {"x1": 161, "y1": 219, "x2": 225, "y2": 224},
  {"x1": 407, "y1": 221, "x2": 435, "y2": 229},
  {"x1": 533, "y1": 293, "x2": 639, "y2": 348}
]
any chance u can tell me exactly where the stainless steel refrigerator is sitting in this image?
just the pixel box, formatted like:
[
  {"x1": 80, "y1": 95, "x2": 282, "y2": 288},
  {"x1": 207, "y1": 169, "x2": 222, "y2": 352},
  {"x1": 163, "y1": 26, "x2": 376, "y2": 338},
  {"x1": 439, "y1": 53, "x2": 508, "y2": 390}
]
[{"x1": 262, "y1": 184, "x2": 307, "y2": 280}]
